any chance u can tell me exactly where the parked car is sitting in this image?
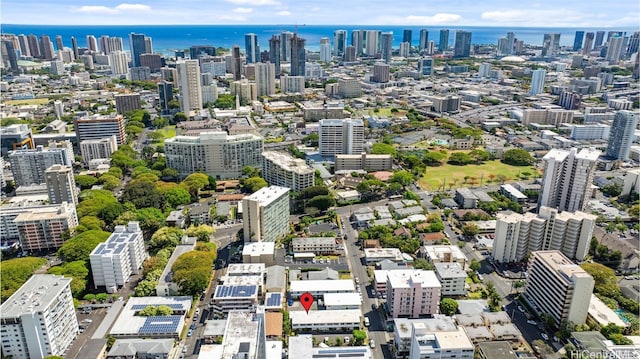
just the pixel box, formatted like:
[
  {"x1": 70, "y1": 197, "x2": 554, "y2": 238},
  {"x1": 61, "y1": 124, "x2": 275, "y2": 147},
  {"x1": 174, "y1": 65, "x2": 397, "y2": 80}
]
[
  {"x1": 527, "y1": 320, "x2": 537, "y2": 325},
  {"x1": 344, "y1": 337, "x2": 350, "y2": 344},
  {"x1": 541, "y1": 333, "x2": 549, "y2": 341},
  {"x1": 369, "y1": 339, "x2": 375, "y2": 349}
]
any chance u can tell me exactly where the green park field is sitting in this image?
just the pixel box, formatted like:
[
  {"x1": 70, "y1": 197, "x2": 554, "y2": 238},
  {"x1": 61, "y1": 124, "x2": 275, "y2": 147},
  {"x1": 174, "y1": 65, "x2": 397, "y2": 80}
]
[
  {"x1": 4, "y1": 98, "x2": 49, "y2": 106},
  {"x1": 419, "y1": 160, "x2": 539, "y2": 192}
]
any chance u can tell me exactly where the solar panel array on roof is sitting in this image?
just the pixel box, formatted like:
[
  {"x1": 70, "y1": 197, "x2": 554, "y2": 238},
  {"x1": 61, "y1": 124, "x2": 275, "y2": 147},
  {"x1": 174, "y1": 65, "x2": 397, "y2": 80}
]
[
  {"x1": 265, "y1": 293, "x2": 281, "y2": 307},
  {"x1": 137, "y1": 315, "x2": 182, "y2": 334},
  {"x1": 215, "y1": 285, "x2": 257, "y2": 298},
  {"x1": 131, "y1": 304, "x2": 184, "y2": 310}
]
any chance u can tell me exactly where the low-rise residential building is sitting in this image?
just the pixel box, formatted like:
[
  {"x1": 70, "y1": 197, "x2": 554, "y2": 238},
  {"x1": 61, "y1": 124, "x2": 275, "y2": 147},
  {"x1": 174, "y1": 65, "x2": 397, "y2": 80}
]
[
  {"x1": 106, "y1": 339, "x2": 174, "y2": 359},
  {"x1": 211, "y1": 285, "x2": 260, "y2": 315},
  {"x1": 410, "y1": 326, "x2": 474, "y2": 359},
  {"x1": 434, "y1": 262, "x2": 467, "y2": 296},
  {"x1": 290, "y1": 310, "x2": 361, "y2": 332},
  {"x1": 79, "y1": 136, "x2": 118, "y2": 165},
  {"x1": 109, "y1": 296, "x2": 192, "y2": 339},
  {"x1": 0, "y1": 274, "x2": 78, "y2": 359},
  {"x1": 291, "y1": 237, "x2": 336, "y2": 254},
  {"x1": 334, "y1": 153, "x2": 393, "y2": 171},
  {"x1": 242, "y1": 242, "x2": 276, "y2": 266},
  {"x1": 524, "y1": 251, "x2": 595, "y2": 325},
  {"x1": 289, "y1": 280, "x2": 356, "y2": 298},
  {"x1": 423, "y1": 245, "x2": 467, "y2": 268},
  {"x1": 323, "y1": 293, "x2": 362, "y2": 310},
  {"x1": 156, "y1": 237, "x2": 197, "y2": 297},
  {"x1": 386, "y1": 270, "x2": 441, "y2": 319},
  {"x1": 90, "y1": 222, "x2": 147, "y2": 293},
  {"x1": 365, "y1": 248, "x2": 404, "y2": 263},
  {"x1": 500, "y1": 184, "x2": 528, "y2": 204}
]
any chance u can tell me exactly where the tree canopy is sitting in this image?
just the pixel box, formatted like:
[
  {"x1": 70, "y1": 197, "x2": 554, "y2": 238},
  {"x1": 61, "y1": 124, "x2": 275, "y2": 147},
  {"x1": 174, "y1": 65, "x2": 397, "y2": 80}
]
[
  {"x1": 440, "y1": 298, "x2": 459, "y2": 316},
  {"x1": 241, "y1": 177, "x2": 268, "y2": 193},
  {"x1": 149, "y1": 227, "x2": 184, "y2": 254},
  {"x1": 1, "y1": 257, "x2": 47, "y2": 302},
  {"x1": 57, "y1": 230, "x2": 110, "y2": 262},
  {"x1": 171, "y1": 249, "x2": 216, "y2": 295},
  {"x1": 502, "y1": 148, "x2": 534, "y2": 166}
]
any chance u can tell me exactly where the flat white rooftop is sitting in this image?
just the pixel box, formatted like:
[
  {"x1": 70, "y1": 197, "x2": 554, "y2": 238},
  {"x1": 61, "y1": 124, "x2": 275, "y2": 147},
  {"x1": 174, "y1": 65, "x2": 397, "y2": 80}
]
[
  {"x1": 244, "y1": 186, "x2": 289, "y2": 206},
  {"x1": 289, "y1": 280, "x2": 355, "y2": 294},
  {"x1": 387, "y1": 270, "x2": 441, "y2": 289},
  {"x1": 0, "y1": 274, "x2": 71, "y2": 318},
  {"x1": 290, "y1": 309, "x2": 361, "y2": 326},
  {"x1": 323, "y1": 292, "x2": 362, "y2": 307}
]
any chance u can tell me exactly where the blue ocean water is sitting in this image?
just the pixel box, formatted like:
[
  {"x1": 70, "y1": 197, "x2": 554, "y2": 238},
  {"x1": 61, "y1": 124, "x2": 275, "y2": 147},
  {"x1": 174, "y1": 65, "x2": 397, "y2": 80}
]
[{"x1": 1, "y1": 24, "x2": 635, "y2": 55}]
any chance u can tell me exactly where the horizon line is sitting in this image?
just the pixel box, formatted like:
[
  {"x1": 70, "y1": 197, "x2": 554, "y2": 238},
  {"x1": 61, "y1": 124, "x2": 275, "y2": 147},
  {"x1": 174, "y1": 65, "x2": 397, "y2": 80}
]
[{"x1": 1, "y1": 23, "x2": 625, "y2": 29}]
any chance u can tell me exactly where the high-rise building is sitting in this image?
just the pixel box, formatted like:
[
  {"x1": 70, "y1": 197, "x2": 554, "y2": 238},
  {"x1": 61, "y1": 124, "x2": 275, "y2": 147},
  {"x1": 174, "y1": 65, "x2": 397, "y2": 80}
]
[
  {"x1": 343, "y1": 46, "x2": 357, "y2": 62},
  {"x1": 606, "y1": 110, "x2": 639, "y2": 161},
  {"x1": 605, "y1": 35, "x2": 625, "y2": 62},
  {"x1": 176, "y1": 59, "x2": 203, "y2": 114},
  {"x1": 158, "y1": 81, "x2": 174, "y2": 114},
  {"x1": 493, "y1": 207, "x2": 596, "y2": 263},
  {"x1": 365, "y1": 30, "x2": 380, "y2": 56},
  {"x1": 542, "y1": 33, "x2": 561, "y2": 57},
  {"x1": 280, "y1": 31, "x2": 293, "y2": 62},
  {"x1": 8, "y1": 144, "x2": 74, "y2": 186},
  {"x1": 453, "y1": 30, "x2": 472, "y2": 58},
  {"x1": 254, "y1": 62, "x2": 276, "y2": 97},
  {"x1": 1, "y1": 40, "x2": 19, "y2": 73},
  {"x1": 573, "y1": 31, "x2": 585, "y2": 51},
  {"x1": 530, "y1": 68, "x2": 546, "y2": 95},
  {"x1": 539, "y1": 148, "x2": 600, "y2": 212},
  {"x1": 39, "y1": 35, "x2": 54, "y2": 60},
  {"x1": 17, "y1": 34, "x2": 31, "y2": 57},
  {"x1": 75, "y1": 114, "x2": 127, "y2": 145},
  {"x1": 319, "y1": 119, "x2": 365, "y2": 158},
  {"x1": 189, "y1": 45, "x2": 215, "y2": 60},
  {"x1": 165, "y1": 132, "x2": 263, "y2": 179},
  {"x1": 583, "y1": 32, "x2": 594, "y2": 55},
  {"x1": 333, "y1": 29, "x2": 347, "y2": 56},
  {"x1": 87, "y1": 35, "x2": 98, "y2": 52},
  {"x1": 129, "y1": 66, "x2": 150, "y2": 80},
  {"x1": 139, "y1": 53, "x2": 162, "y2": 72},
  {"x1": 49, "y1": 60, "x2": 64, "y2": 75},
  {"x1": 438, "y1": 29, "x2": 450, "y2": 51},
  {"x1": 419, "y1": 29, "x2": 429, "y2": 53},
  {"x1": 109, "y1": 50, "x2": 129, "y2": 76},
  {"x1": 114, "y1": 93, "x2": 141, "y2": 114},
  {"x1": 268, "y1": 35, "x2": 281, "y2": 75},
  {"x1": 262, "y1": 151, "x2": 314, "y2": 192},
  {"x1": 386, "y1": 270, "x2": 441, "y2": 318},
  {"x1": 1, "y1": 124, "x2": 34, "y2": 156},
  {"x1": 280, "y1": 75, "x2": 305, "y2": 93},
  {"x1": 129, "y1": 33, "x2": 147, "y2": 67},
  {"x1": 244, "y1": 33, "x2": 259, "y2": 64},
  {"x1": 626, "y1": 31, "x2": 640, "y2": 57},
  {"x1": 14, "y1": 202, "x2": 78, "y2": 251},
  {"x1": 80, "y1": 136, "x2": 118, "y2": 164},
  {"x1": 319, "y1": 37, "x2": 331, "y2": 62},
  {"x1": 417, "y1": 57, "x2": 434, "y2": 76},
  {"x1": 351, "y1": 30, "x2": 364, "y2": 55},
  {"x1": 594, "y1": 31, "x2": 605, "y2": 49},
  {"x1": 524, "y1": 251, "x2": 594, "y2": 325},
  {"x1": 243, "y1": 186, "x2": 290, "y2": 242},
  {"x1": 44, "y1": 165, "x2": 77, "y2": 205},
  {"x1": 0, "y1": 274, "x2": 79, "y2": 359},
  {"x1": 402, "y1": 29, "x2": 412, "y2": 47},
  {"x1": 372, "y1": 62, "x2": 390, "y2": 83},
  {"x1": 27, "y1": 34, "x2": 41, "y2": 58},
  {"x1": 98, "y1": 35, "x2": 123, "y2": 54},
  {"x1": 54, "y1": 35, "x2": 64, "y2": 51},
  {"x1": 399, "y1": 42, "x2": 410, "y2": 57},
  {"x1": 380, "y1": 32, "x2": 393, "y2": 63},
  {"x1": 289, "y1": 34, "x2": 306, "y2": 77},
  {"x1": 90, "y1": 222, "x2": 147, "y2": 293}
]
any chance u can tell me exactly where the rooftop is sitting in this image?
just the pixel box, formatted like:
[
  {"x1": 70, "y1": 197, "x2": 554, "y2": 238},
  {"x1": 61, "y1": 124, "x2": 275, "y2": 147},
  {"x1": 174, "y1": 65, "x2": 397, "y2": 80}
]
[
  {"x1": 386, "y1": 269, "x2": 441, "y2": 289},
  {"x1": 262, "y1": 151, "x2": 314, "y2": 174},
  {"x1": 0, "y1": 274, "x2": 72, "y2": 319},
  {"x1": 109, "y1": 296, "x2": 191, "y2": 337},
  {"x1": 290, "y1": 309, "x2": 361, "y2": 325},
  {"x1": 219, "y1": 311, "x2": 261, "y2": 359},
  {"x1": 91, "y1": 222, "x2": 142, "y2": 257},
  {"x1": 244, "y1": 186, "x2": 289, "y2": 206},
  {"x1": 289, "y1": 280, "x2": 355, "y2": 293},
  {"x1": 323, "y1": 292, "x2": 362, "y2": 307},
  {"x1": 434, "y1": 262, "x2": 467, "y2": 278}
]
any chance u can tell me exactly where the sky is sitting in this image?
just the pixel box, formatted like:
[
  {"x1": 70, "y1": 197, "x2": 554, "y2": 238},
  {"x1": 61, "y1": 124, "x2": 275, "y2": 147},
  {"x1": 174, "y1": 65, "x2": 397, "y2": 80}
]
[{"x1": 2, "y1": 0, "x2": 639, "y2": 27}]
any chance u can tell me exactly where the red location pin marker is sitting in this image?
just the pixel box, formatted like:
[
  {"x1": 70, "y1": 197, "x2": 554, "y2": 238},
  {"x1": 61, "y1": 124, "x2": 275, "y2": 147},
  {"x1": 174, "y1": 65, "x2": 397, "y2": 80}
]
[{"x1": 300, "y1": 292, "x2": 314, "y2": 314}]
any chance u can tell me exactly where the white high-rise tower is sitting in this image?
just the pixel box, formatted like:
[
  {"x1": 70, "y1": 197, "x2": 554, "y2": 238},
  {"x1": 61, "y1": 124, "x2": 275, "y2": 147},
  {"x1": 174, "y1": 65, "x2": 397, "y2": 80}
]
[{"x1": 176, "y1": 59, "x2": 203, "y2": 114}]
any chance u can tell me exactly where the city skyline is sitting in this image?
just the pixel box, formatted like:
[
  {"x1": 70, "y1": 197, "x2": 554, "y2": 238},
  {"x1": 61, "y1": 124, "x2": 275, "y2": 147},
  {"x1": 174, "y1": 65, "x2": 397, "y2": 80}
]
[{"x1": 1, "y1": 0, "x2": 638, "y2": 27}]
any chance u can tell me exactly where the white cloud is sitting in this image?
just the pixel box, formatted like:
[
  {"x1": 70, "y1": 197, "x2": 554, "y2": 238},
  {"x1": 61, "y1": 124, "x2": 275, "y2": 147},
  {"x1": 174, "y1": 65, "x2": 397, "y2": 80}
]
[
  {"x1": 225, "y1": 0, "x2": 280, "y2": 5},
  {"x1": 276, "y1": 10, "x2": 291, "y2": 16},
  {"x1": 480, "y1": 9, "x2": 586, "y2": 26},
  {"x1": 376, "y1": 13, "x2": 462, "y2": 25},
  {"x1": 72, "y1": 3, "x2": 150, "y2": 14},
  {"x1": 233, "y1": 7, "x2": 253, "y2": 13}
]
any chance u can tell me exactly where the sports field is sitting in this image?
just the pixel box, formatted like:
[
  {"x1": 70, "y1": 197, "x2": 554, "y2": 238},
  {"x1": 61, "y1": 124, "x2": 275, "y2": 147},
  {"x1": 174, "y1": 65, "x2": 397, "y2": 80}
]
[{"x1": 419, "y1": 160, "x2": 539, "y2": 191}]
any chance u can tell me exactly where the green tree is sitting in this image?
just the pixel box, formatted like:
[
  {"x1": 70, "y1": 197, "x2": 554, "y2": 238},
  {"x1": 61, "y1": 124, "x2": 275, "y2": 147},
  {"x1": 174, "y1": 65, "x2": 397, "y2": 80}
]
[
  {"x1": 135, "y1": 207, "x2": 166, "y2": 234},
  {"x1": 48, "y1": 261, "x2": 89, "y2": 297},
  {"x1": 352, "y1": 329, "x2": 367, "y2": 345},
  {"x1": 57, "y1": 230, "x2": 110, "y2": 262},
  {"x1": 139, "y1": 305, "x2": 159, "y2": 316},
  {"x1": 83, "y1": 293, "x2": 96, "y2": 302},
  {"x1": 447, "y1": 152, "x2": 472, "y2": 165},
  {"x1": 390, "y1": 170, "x2": 414, "y2": 187},
  {"x1": 186, "y1": 224, "x2": 216, "y2": 242},
  {"x1": 164, "y1": 186, "x2": 192, "y2": 208},
  {"x1": 502, "y1": 148, "x2": 534, "y2": 166},
  {"x1": 423, "y1": 151, "x2": 447, "y2": 166},
  {"x1": 371, "y1": 143, "x2": 397, "y2": 156},
  {"x1": 469, "y1": 149, "x2": 490, "y2": 164},
  {"x1": 214, "y1": 94, "x2": 235, "y2": 109},
  {"x1": 469, "y1": 258, "x2": 481, "y2": 272},
  {"x1": 75, "y1": 175, "x2": 98, "y2": 190},
  {"x1": 77, "y1": 216, "x2": 105, "y2": 232},
  {"x1": 307, "y1": 195, "x2": 336, "y2": 212},
  {"x1": 122, "y1": 180, "x2": 162, "y2": 209},
  {"x1": 180, "y1": 172, "x2": 209, "y2": 198},
  {"x1": 440, "y1": 298, "x2": 459, "y2": 316},
  {"x1": 98, "y1": 202, "x2": 125, "y2": 223},
  {"x1": 171, "y1": 250, "x2": 216, "y2": 295},
  {"x1": 156, "y1": 305, "x2": 174, "y2": 316},
  {"x1": 149, "y1": 227, "x2": 184, "y2": 254},
  {"x1": 580, "y1": 263, "x2": 620, "y2": 295},
  {"x1": 301, "y1": 186, "x2": 329, "y2": 199},
  {"x1": 412, "y1": 258, "x2": 435, "y2": 270},
  {"x1": 1, "y1": 257, "x2": 47, "y2": 301},
  {"x1": 95, "y1": 293, "x2": 109, "y2": 303},
  {"x1": 98, "y1": 174, "x2": 120, "y2": 191},
  {"x1": 461, "y1": 223, "x2": 480, "y2": 237},
  {"x1": 241, "y1": 177, "x2": 268, "y2": 193}
]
